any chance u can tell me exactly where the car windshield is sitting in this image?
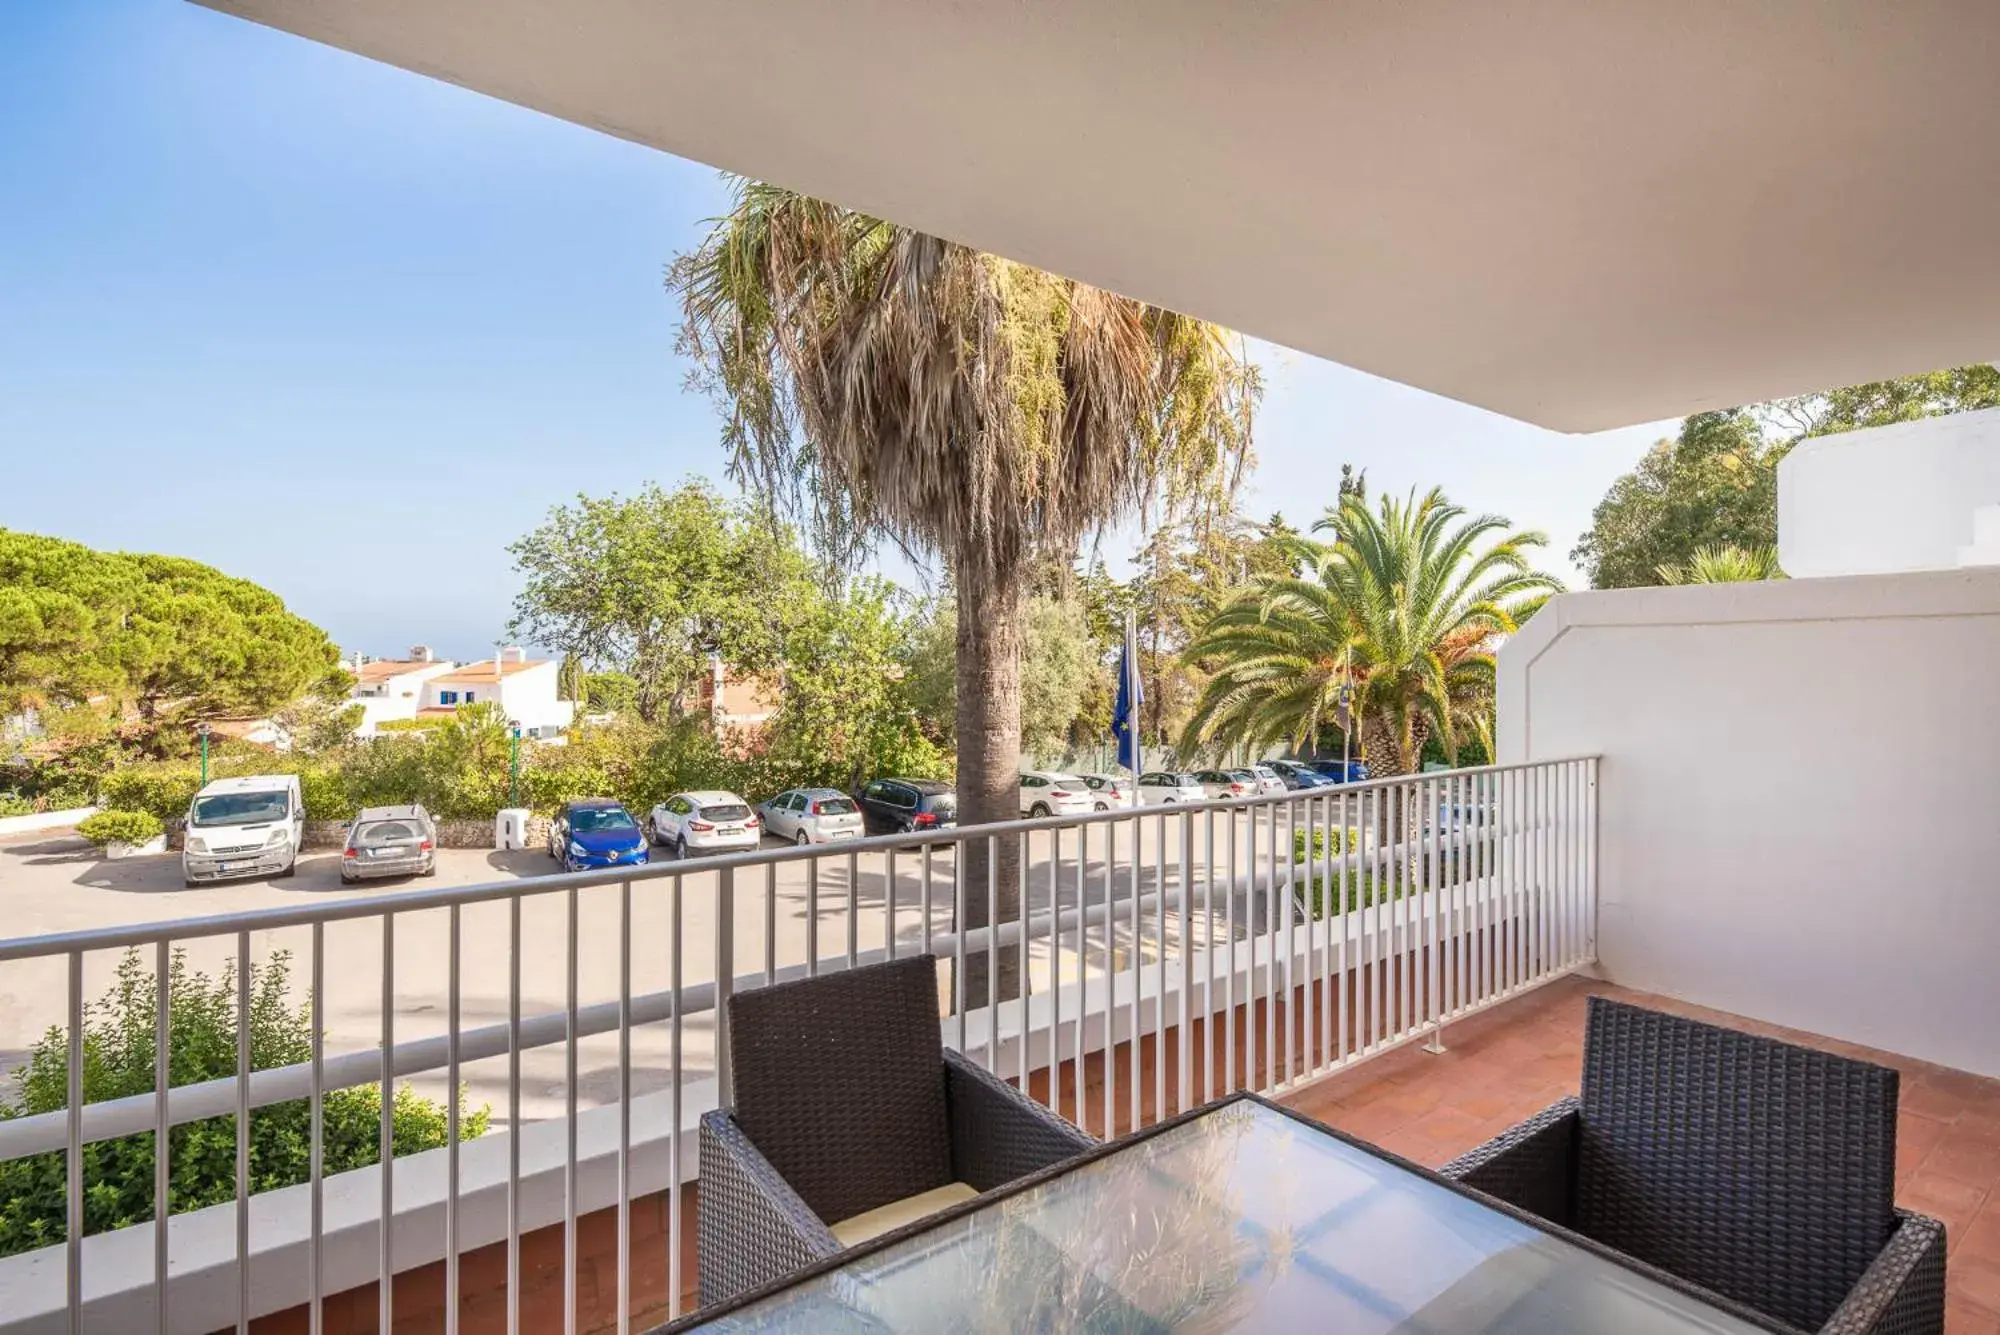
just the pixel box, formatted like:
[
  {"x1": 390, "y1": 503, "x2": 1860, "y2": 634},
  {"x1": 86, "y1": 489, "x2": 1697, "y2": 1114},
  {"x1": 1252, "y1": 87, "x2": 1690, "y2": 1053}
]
[
  {"x1": 354, "y1": 820, "x2": 418, "y2": 844},
  {"x1": 191, "y1": 792, "x2": 289, "y2": 827},
  {"x1": 811, "y1": 797, "x2": 856, "y2": 815},
  {"x1": 1229, "y1": 771, "x2": 1256, "y2": 782},
  {"x1": 700, "y1": 803, "x2": 751, "y2": 822},
  {"x1": 570, "y1": 807, "x2": 636, "y2": 833}
]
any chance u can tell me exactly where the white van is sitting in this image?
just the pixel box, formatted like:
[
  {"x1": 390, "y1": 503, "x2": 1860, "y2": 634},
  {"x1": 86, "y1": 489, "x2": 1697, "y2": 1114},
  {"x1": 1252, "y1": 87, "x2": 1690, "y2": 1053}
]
[{"x1": 181, "y1": 774, "x2": 305, "y2": 887}]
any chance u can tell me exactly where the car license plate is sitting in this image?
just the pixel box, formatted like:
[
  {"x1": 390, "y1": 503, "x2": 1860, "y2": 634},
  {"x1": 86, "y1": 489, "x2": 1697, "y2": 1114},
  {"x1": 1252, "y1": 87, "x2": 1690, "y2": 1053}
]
[
  {"x1": 217, "y1": 862, "x2": 236, "y2": 873},
  {"x1": 829, "y1": 828, "x2": 857, "y2": 839},
  {"x1": 718, "y1": 826, "x2": 741, "y2": 835}
]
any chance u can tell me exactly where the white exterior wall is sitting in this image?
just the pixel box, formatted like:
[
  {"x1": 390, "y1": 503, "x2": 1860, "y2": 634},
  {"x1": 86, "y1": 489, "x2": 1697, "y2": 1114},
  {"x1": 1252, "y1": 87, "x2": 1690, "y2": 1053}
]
[
  {"x1": 348, "y1": 664, "x2": 456, "y2": 736},
  {"x1": 494, "y1": 662, "x2": 575, "y2": 734},
  {"x1": 420, "y1": 663, "x2": 574, "y2": 734},
  {"x1": 1498, "y1": 568, "x2": 2000, "y2": 1077},
  {"x1": 1779, "y1": 406, "x2": 2000, "y2": 578}
]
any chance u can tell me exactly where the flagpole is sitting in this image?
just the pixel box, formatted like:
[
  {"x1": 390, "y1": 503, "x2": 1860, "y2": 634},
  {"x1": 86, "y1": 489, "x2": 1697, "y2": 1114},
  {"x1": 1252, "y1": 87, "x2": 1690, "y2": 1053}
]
[
  {"x1": 1340, "y1": 641, "x2": 1354, "y2": 778},
  {"x1": 1127, "y1": 608, "x2": 1143, "y2": 779}
]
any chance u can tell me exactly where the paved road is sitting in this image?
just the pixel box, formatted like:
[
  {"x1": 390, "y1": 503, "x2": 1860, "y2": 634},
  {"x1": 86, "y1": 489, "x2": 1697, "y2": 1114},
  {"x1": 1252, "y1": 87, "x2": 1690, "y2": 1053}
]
[{"x1": 0, "y1": 811, "x2": 1310, "y2": 1126}]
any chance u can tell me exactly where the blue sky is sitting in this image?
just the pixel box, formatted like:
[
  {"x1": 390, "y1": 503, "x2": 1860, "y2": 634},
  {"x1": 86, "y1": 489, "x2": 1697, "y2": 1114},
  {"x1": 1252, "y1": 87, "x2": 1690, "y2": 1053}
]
[{"x1": 0, "y1": 1, "x2": 1671, "y2": 663}]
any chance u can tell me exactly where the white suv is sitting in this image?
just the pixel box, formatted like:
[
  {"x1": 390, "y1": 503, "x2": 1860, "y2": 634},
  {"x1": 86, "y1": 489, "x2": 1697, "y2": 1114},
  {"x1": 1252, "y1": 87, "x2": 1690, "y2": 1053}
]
[
  {"x1": 647, "y1": 790, "x2": 761, "y2": 857},
  {"x1": 1018, "y1": 772, "x2": 1094, "y2": 819}
]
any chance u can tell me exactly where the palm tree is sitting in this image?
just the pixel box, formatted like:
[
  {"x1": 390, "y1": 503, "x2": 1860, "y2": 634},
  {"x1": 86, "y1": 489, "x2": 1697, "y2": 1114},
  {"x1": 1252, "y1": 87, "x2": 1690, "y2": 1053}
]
[
  {"x1": 671, "y1": 181, "x2": 1257, "y2": 996},
  {"x1": 1656, "y1": 544, "x2": 1785, "y2": 584},
  {"x1": 1180, "y1": 488, "x2": 1561, "y2": 777}
]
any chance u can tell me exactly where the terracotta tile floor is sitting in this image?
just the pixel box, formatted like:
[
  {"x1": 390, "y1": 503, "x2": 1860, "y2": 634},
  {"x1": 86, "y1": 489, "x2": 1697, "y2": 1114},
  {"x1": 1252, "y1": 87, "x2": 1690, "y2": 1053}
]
[{"x1": 1279, "y1": 975, "x2": 2000, "y2": 1335}]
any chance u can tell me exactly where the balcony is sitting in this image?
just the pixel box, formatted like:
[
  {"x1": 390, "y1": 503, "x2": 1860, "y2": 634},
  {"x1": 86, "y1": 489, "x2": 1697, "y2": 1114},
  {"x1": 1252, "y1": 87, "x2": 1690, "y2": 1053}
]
[{"x1": 1, "y1": 712, "x2": 1994, "y2": 1332}]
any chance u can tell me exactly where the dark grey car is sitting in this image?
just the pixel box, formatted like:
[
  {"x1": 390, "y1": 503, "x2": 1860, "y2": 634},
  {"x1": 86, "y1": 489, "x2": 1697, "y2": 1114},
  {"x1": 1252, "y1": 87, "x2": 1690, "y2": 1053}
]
[{"x1": 340, "y1": 804, "x2": 438, "y2": 885}]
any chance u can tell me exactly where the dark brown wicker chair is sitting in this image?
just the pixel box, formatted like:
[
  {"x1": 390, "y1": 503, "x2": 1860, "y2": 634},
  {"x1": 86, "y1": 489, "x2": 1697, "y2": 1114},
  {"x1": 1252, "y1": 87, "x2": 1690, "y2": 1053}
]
[
  {"x1": 1441, "y1": 996, "x2": 1945, "y2": 1335},
  {"x1": 696, "y1": 954, "x2": 1094, "y2": 1307}
]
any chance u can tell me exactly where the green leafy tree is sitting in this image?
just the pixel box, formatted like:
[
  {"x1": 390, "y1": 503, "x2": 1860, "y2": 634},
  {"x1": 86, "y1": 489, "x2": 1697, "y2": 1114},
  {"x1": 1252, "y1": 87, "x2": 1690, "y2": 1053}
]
[
  {"x1": 0, "y1": 950, "x2": 483, "y2": 1257},
  {"x1": 762, "y1": 578, "x2": 933, "y2": 787},
  {"x1": 1183, "y1": 488, "x2": 1561, "y2": 776},
  {"x1": 671, "y1": 181, "x2": 1257, "y2": 999},
  {"x1": 507, "y1": 481, "x2": 820, "y2": 724},
  {"x1": 1765, "y1": 365, "x2": 2000, "y2": 438},
  {"x1": 1019, "y1": 596, "x2": 1099, "y2": 763},
  {"x1": 581, "y1": 671, "x2": 639, "y2": 716},
  {"x1": 269, "y1": 670, "x2": 363, "y2": 756},
  {"x1": 1657, "y1": 545, "x2": 1786, "y2": 584},
  {"x1": 1570, "y1": 411, "x2": 1778, "y2": 590},
  {"x1": 897, "y1": 593, "x2": 1110, "y2": 764},
  {"x1": 0, "y1": 532, "x2": 337, "y2": 729},
  {"x1": 1576, "y1": 365, "x2": 1998, "y2": 588}
]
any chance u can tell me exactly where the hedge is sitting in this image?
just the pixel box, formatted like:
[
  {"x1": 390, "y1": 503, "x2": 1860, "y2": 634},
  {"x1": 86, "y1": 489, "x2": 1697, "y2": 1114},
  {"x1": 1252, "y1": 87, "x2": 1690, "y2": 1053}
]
[
  {"x1": 90, "y1": 710, "x2": 952, "y2": 828},
  {"x1": 75, "y1": 811, "x2": 163, "y2": 848}
]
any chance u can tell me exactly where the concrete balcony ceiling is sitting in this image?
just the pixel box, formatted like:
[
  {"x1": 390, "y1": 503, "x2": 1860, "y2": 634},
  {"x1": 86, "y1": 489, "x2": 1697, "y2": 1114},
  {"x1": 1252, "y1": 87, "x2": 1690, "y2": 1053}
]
[{"x1": 193, "y1": 0, "x2": 2000, "y2": 432}]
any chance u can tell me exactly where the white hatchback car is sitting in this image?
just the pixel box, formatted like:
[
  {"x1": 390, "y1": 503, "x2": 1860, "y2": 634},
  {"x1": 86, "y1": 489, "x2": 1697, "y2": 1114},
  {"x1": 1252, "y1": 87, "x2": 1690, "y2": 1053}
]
[
  {"x1": 1076, "y1": 773, "x2": 1136, "y2": 810},
  {"x1": 758, "y1": 788, "x2": 866, "y2": 846},
  {"x1": 647, "y1": 790, "x2": 761, "y2": 858},
  {"x1": 1247, "y1": 764, "x2": 1288, "y2": 795},
  {"x1": 1019, "y1": 772, "x2": 1095, "y2": 818},
  {"x1": 1137, "y1": 771, "x2": 1208, "y2": 805}
]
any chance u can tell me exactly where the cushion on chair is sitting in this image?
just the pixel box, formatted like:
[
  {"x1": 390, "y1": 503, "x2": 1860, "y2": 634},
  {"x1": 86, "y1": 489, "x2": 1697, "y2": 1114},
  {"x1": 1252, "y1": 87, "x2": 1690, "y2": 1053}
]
[
  {"x1": 829, "y1": 1181, "x2": 980, "y2": 1246},
  {"x1": 1574, "y1": 995, "x2": 1899, "y2": 1331},
  {"x1": 726, "y1": 955, "x2": 954, "y2": 1228}
]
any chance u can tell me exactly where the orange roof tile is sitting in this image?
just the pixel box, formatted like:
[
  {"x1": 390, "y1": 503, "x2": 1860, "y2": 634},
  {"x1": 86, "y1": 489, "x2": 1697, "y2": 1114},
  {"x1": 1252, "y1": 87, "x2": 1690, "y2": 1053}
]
[
  {"x1": 431, "y1": 659, "x2": 546, "y2": 685},
  {"x1": 356, "y1": 659, "x2": 442, "y2": 683}
]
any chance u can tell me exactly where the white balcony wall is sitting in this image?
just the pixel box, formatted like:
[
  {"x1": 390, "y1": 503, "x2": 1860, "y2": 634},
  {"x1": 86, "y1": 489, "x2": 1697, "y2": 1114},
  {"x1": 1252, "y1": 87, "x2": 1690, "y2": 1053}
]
[
  {"x1": 1498, "y1": 568, "x2": 2000, "y2": 1077},
  {"x1": 1778, "y1": 406, "x2": 2000, "y2": 578}
]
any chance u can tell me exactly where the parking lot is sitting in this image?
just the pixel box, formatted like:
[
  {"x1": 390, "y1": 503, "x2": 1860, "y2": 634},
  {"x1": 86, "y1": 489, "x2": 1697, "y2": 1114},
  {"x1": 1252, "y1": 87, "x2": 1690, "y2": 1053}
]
[{"x1": 0, "y1": 814, "x2": 1294, "y2": 1126}]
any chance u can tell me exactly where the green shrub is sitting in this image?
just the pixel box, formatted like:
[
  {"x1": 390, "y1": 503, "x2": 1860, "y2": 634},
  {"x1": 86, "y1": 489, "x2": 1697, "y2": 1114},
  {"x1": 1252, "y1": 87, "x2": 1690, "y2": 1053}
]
[
  {"x1": 96, "y1": 767, "x2": 202, "y2": 824},
  {"x1": 0, "y1": 950, "x2": 485, "y2": 1258},
  {"x1": 0, "y1": 793, "x2": 32, "y2": 818},
  {"x1": 36, "y1": 782, "x2": 95, "y2": 811},
  {"x1": 1292, "y1": 826, "x2": 1356, "y2": 863},
  {"x1": 375, "y1": 716, "x2": 449, "y2": 733},
  {"x1": 295, "y1": 766, "x2": 355, "y2": 821},
  {"x1": 75, "y1": 811, "x2": 164, "y2": 848}
]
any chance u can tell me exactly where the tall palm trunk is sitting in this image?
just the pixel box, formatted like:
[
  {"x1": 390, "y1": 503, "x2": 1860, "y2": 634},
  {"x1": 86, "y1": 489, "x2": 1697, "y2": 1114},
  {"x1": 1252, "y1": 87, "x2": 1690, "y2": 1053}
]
[
  {"x1": 1359, "y1": 708, "x2": 1430, "y2": 844},
  {"x1": 954, "y1": 556, "x2": 1023, "y2": 1003}
]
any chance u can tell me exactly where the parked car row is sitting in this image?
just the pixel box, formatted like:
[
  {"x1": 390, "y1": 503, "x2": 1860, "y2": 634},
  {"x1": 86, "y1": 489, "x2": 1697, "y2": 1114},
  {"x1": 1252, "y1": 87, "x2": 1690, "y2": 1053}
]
[{"x1": 175, "y1": 755, "x2": 1380, "y2": 890}]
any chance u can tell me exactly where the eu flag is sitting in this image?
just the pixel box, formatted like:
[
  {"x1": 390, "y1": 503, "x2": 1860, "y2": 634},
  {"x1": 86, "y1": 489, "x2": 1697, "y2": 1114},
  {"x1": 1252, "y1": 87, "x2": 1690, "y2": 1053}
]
[{"x1": 1112, "y1": 624, "x2": 1142, "y2": 772}]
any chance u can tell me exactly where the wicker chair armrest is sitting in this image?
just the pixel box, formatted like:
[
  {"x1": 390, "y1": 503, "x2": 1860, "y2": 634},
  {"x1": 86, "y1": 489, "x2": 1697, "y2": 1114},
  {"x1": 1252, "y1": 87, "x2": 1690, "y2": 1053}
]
[
  {"x1": 1817, "y1": 1210, "x2": 1946, "y2": 1335},
  {"x1": 697, "y1": 1109, "x2": 841, "y2": 1308},
  {"x1": 943, "y1": 1048, "x2": 1095, "y2": 1191},
  {"x1": 1438, "y1": 1095, "x2": 1581, "y2": 1229}
]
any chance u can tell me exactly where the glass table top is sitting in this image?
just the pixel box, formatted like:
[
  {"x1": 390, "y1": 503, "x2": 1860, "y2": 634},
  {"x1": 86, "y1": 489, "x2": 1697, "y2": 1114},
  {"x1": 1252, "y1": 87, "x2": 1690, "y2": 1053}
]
[{"x1": 679, "y1": 1098, "x2": 1776, "y2": 1334}]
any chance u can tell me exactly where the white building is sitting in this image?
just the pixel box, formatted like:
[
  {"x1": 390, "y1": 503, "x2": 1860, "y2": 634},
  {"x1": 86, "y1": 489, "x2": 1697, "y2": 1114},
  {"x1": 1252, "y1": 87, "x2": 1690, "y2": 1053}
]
[
  {"x1": 344, "y1": 646, "x2": 459, "y2": 737},
  {"x1": 417, "y1": 647, "x2": 574, "y2": 737}
]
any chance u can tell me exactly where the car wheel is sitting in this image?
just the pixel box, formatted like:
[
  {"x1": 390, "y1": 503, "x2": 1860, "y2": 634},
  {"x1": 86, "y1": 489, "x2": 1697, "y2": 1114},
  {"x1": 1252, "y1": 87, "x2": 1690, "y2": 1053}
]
[
  {"x1": 794, "y1": 830, "x2": 811, "y2": 847},
  {"x1": 340, "y1": 872, "x2": 358, "y2": 886},
  {"x1": 644, "y1": 818, "x2": 659, "y2": 847},
  {"x1": 277, "y1": 858, "x2": 297, "y2": 880},
  {"x1": 675, "y1": 836, "x2": 689, "y2": 861},
  {"x1": 1162, "y1": 798, "x2": 1176, "y2": 804},
  {"x1": 1030, "y1": 803, "x2": 1051, "y2": 818},
  {"x1": 1094, "y1": 801, "x2": 1109, "y2": 812},
  {"x1": 422, "y1": 862, "x2": 438, "y2": 878}
]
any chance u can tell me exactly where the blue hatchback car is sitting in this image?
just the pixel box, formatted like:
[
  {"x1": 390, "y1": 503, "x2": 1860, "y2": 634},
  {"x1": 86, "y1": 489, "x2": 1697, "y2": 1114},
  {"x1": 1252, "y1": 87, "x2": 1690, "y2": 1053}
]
[
  {"x1": 1307, "y1": 759, "x2": 1371, "y2": 784},
  {"x1": 548, "y1": 799, "x2": 650, "y2": 872}
]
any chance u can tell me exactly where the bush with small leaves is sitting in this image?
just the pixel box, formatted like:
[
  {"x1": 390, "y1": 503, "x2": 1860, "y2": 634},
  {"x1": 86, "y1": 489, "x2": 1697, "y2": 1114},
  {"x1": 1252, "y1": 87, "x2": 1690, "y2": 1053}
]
[
  {"x1": 0, "y1": 950, "x2": 486, "y2": 1257},
  {"x1": 74, "y1": 810, "x2": 163, "y2": 848}
]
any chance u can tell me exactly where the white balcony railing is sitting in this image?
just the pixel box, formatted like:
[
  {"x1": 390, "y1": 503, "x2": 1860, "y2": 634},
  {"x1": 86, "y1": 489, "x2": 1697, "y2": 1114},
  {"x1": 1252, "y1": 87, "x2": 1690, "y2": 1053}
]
[{"x1": 0, "y1": 757, "x2": 1596, "y2": 1334}]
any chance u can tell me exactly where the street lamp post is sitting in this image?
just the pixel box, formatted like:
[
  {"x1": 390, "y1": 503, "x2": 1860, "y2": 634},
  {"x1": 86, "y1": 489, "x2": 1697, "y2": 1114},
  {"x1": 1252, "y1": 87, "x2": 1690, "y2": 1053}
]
[
  {"x1": 508, "y1": 720, "x2": 523, "y2": 808},
  {"x1": 195, "y1": 721, "x2": 212, "y2": 786}
]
